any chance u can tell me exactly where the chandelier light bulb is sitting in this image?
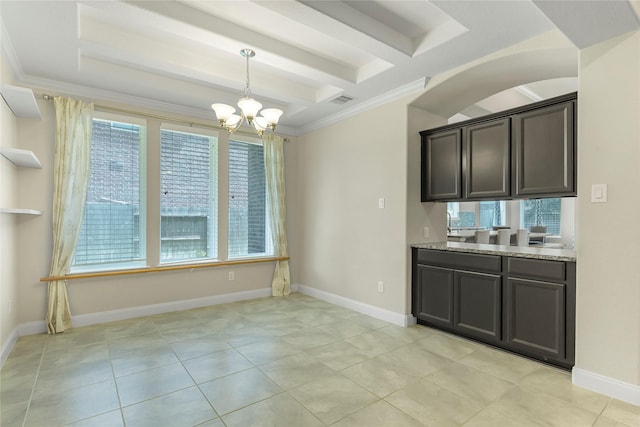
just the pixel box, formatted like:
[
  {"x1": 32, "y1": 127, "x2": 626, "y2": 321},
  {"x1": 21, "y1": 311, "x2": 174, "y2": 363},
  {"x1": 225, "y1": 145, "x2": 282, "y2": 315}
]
[
  {"x1": 253, "y1": 116, "x2": 268, "y2": 136},
  {"x1": 260, "y1": 108, "x2": 283, "y2": 129},
  {"x1": 237, "y1": 97, "x2": 262, "y2": 123},
  {"x1": 211, "y1": 103, "x2": 236, "y2": 125}
]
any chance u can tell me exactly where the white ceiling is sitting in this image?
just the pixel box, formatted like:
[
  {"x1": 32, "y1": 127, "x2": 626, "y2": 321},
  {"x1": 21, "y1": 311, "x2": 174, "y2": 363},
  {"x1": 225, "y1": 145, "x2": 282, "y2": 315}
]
[{"x1": 1, "y1": 1, "x2": 638, "y2": 135}]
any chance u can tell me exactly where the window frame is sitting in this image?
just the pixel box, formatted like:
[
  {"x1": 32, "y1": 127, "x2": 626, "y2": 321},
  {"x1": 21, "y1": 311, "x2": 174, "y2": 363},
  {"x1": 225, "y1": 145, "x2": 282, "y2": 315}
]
[
  {"x1": 227, "y1": 136, "x2": 274, "y2": 260},
  {"x1": 70, "y1": 107, "x2": 282, "y2": 275},
  {"x1": 159, "y1": 123, "x2": 219, "y2": 265},
  {"x1": 71, "y1": 111, "x2": 148, "y2": 273}
]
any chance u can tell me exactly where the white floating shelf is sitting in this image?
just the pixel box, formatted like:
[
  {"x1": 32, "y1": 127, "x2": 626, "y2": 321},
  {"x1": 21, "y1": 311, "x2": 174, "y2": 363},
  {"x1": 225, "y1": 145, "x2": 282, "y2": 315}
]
[
  {"x1": 0, "y1": 148, "x2": 42, "y2": 168},
  {"x1": 0, "y1": 85, "x2": 42, "y2": 119},
  {"x1": 0, "y1": 208, "x2": 42, "y2": 215}
]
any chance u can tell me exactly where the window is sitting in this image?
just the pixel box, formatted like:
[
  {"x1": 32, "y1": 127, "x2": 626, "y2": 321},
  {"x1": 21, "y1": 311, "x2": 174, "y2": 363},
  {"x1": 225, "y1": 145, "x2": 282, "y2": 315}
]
[
  {"x1": 160, "y1": 126, "x2": 218, "y2": 263},
  {"x1": 447, "y1": 201, "x2": 505, "y2": 229},
  {"x1": 520, "y1": 198, "x2": 561, "y2": 235},
  {"x1": 73, "y1": 115, "x2": 146, "y2": 270},
  {"x1": 73, "y1": 112, "x2": 277, "y2": 273},
  {"x1": 228, "y1": 139, "x2": 273, "y2": 258}
]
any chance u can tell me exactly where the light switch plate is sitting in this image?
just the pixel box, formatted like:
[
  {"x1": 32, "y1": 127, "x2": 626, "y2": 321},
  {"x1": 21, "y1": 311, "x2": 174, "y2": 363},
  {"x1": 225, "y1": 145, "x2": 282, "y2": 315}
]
[
  {"x1": 378, "y1": 197, "x2": 385, "y2": 209},
  {"x1": 591, "y1": 184, "x2": 607, "y2": 203}
]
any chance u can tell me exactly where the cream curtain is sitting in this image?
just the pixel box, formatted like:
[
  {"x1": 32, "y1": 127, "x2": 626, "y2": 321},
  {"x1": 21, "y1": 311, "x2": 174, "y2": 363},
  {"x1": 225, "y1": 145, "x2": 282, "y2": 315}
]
[
  {"x1": 46, "y1": 97, "x2": 93, "y2": 334},
  {"x1": 263, "y1": 134, "x2": 291, "y2": 296}
]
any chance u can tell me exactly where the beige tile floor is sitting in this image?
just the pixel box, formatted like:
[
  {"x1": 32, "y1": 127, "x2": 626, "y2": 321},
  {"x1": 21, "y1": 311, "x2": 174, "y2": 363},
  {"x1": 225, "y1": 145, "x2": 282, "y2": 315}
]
[{"x1": 1, "y1": 293, "x2": 639, "y2": 427}]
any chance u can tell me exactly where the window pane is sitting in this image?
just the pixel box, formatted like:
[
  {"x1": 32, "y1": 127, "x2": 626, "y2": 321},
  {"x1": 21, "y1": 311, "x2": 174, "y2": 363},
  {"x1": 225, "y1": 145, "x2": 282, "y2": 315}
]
[
  {"x1": 160, "y1": 128, "x2": 217, "y2": 262},
  {"x1": 479, "y1": 201, "x2": 506, "y2": 228},
  {"x1": 228, "y1": 139, "x2": 273, "y2": 258},
  {"x1": 73, "y1": 118, "x2": 146, "y2": 268},
  {"x1": 447, "y1": 201, "x2": 477, "y2": 228},
  {"x1": 520, "y1": 198, "x2": 561, "y2": 234}
]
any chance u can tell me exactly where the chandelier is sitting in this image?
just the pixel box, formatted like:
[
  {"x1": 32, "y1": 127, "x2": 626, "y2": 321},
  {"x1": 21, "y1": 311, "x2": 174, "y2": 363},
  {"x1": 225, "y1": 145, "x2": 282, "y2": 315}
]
[{"x1": 211, "y1": 49, "x2": 283, "y2": 136}]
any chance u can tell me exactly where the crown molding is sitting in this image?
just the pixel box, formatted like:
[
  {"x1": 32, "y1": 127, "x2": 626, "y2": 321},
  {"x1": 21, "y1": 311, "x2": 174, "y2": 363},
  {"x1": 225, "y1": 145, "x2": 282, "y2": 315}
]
[
  {"x1": 9, "y1": 69, "x2": 422, "y2": 138},
  {"x1": 296, "y1": 78, "x2": 427, "y2": 136},
  {"x1": 1, "y1": 18, "x2": 24, "y2": 79}
]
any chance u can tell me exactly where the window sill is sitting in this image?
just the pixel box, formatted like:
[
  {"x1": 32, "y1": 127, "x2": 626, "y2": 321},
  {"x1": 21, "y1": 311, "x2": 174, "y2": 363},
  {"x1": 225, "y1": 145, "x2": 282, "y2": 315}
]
[{"x1": 41, "y1": 256, "x2": 289, "y2": 283}]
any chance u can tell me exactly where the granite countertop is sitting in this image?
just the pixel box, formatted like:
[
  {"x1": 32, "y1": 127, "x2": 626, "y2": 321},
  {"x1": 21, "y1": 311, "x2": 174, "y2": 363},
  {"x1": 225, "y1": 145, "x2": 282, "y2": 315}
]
[{"x1": 411, "y1": 241, "x2": 576, "y2": 262}]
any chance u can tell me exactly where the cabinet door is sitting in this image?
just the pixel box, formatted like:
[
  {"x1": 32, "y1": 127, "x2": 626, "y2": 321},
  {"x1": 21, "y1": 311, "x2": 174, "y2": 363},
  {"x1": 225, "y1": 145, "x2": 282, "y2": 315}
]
[
  {"x1": 506, "y1": 278, "x2": 565, "y2": 360},
  {"x1": 454, "y1": 271, "x2": 502, "y2": 343},
  {"x1": 464, "y1": 118, "x2": 511, "y2": 199},
  {"x1": 513, "y1": 101, "x2": 575, "y2": 197},
  {"x1": 415, "y1": 264, "x2": 454, "y2": 327},
  {"x1": 421, "y1": 129, "x2": 462, "y2": 201}
]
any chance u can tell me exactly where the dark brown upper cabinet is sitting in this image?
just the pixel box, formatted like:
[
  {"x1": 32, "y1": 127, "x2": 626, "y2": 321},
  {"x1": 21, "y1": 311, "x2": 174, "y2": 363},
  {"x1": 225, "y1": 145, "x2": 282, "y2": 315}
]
[
  {"x1": 419, "y1": 92, "x2": 576, "y2": 202},
  {"x1": 513, "y1": 100, "x2": 575, "y2": 197},
  {"x1": 421, "y1": 128, "x2": 462, "y2": 201},
  {"x1": 464, "y1": 118, "x2": 511, "y2": 199}
]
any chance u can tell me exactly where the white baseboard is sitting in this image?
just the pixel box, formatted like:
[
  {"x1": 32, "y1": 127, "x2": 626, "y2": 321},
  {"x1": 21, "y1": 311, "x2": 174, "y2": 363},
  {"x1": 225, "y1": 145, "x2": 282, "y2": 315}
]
[
  {"x1": 72, "y1": 287, "x2": 272, "y2": 328},
  {"x1": 573, "y1": 367, "x2": 640, "y2": 406},
  {"x1": 15, "y1": 287, "x2": 273, "y2": 338},
  {"x1": 17, "y1": 321, "x2": 47, "y2": 336},
  {"x1": 294, "y1": 284, "x2": 413, "y2": 327},
  {"x1": 1, "y1": 327, "x2": 19, "y2": 368}
]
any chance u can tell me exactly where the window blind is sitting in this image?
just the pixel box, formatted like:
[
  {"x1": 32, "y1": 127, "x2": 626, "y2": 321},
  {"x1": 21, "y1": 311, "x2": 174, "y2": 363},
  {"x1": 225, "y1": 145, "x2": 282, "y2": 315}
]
[
  {"x1": 74, "y1": 119, "x2": 145, "y2": 267},
  {"x1": 160, "y1": 128, "x2": 217, "y2": 262},
  {"x1": 228, "y1": 139, "x2": 272, "y2": 258}
]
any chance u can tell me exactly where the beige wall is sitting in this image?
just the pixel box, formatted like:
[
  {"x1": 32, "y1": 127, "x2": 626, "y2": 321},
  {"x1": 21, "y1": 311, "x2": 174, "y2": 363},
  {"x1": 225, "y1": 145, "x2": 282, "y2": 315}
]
[
  {"x1": 575, "y1": 31, "x2": 640, "y2": 385},
  {"x1": 294, "y1": 97, "x2": 414, "y2": 314},
  {"x1": 0, "y1": 61, "x2": 19, "y2": 358},
  {"x1": 12, "y1": 96, "x2": 298, "y2": 328}
]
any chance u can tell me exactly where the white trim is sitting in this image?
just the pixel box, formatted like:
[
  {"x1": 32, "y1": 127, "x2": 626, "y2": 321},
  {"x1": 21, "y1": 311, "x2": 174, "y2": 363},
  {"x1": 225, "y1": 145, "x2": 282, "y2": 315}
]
[
  {"x1": 17, "y1": 321, "x2": 47, "y2": 336},
  {"x1": 573, "y1": 367, "x2": 640, "y2": 406},
  {"x1": 7, "y1": 68, "x2": 419, "y2": 138},
  {"x1": 14, "y1": 287, "x2": 272, "y2": 339},
  {"x1": 9, "y1": 75, "x2": 304, "y2": 136},
  {"x1": 72, "y1": 287, "x2": 272, "y2": 328},
  {"x1": 1, "y1": 327, "x2": 19, "y2": 368},
  {"x1": 1, "y1": 18, "x2": 24, "y2": 78},
  {"x1": 294, "y1": 284, "x2": 413, "y2": 327}
]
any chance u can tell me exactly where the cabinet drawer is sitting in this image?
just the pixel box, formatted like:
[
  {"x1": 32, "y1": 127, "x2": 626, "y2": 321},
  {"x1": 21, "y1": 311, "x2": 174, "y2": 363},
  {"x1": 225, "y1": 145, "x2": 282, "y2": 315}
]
[
  {"x1": 507, "y1": 257, "x2": 565, "y2": 282},
  {"x1": 417, "y1": 250, "x2": 501, "y2": 273}
]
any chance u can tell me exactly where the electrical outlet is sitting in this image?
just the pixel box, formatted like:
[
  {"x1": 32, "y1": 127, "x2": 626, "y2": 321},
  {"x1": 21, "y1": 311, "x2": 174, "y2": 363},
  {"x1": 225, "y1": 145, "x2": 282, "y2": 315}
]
[
  {"x1": 377, "y1": 281, "x2": 384, "y2": 293},
  {"x1": 229, "y1": 271, "x2": 235, "y2": 281},
  {"x1": 423, "y1": 227, "x2": 429, "y2": 238}
]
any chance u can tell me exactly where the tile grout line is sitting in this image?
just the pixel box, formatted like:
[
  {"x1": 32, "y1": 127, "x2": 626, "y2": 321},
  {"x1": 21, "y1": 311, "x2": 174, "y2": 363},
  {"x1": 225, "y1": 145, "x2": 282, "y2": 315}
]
[
  {"x1": 105, "y1": 327, "x2": 127, "y2": 427},
  {"x1": 157, "y1": 313, "x2": 228, "y2": 426},
  {"x1": 20, "y1": 338, "x2": 48, "y2": 427}
]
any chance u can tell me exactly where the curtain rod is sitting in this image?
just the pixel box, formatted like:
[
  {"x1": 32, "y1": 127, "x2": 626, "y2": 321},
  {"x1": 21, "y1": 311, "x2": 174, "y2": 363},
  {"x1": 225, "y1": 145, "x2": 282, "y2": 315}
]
[
  {"x1": 41, "y1": 94, "x2": 290, "y2": 142},
  {"x1": 40, "y1": 256, "x2": 290, "y2": 282}
]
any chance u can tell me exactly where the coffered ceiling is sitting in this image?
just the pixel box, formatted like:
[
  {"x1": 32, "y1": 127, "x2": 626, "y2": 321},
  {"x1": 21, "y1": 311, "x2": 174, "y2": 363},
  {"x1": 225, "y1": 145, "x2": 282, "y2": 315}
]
[{"x1": 1, "y1": 1, "x2": 638, "y2": 135}]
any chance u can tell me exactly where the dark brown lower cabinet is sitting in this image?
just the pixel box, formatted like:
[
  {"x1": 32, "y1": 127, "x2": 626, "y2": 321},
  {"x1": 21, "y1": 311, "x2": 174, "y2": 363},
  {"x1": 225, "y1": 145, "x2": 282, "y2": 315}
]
[
  {"x1": 506, "y1": 278, "x2": 565, "y2": 359},
  {"x1": 412, "y1": 248, "x2": 575, "y2": 369},
  {"x1": 454, "y1": 271, "x2": 501, "y2": 343},
  {"x1": 415, "y1": 265, "x2": 453, "y2": 328}
]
